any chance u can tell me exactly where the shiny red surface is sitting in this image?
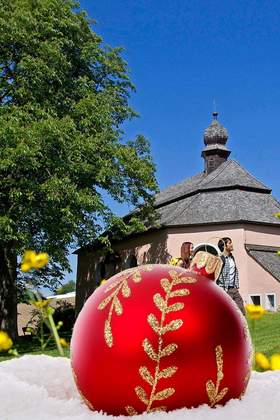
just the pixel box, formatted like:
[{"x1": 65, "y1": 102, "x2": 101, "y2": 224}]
[
  {"x1": 71, "y1": 265, "x2": 251, "y2": 415},
  {"x1": 191, "y1": 264, "x2": 216, "y2": 280}
]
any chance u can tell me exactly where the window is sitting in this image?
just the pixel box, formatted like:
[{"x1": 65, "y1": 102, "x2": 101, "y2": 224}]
[
  {"x1": 193, "y1": 243, "x2": 219, "y2": 256},
  {"x1": 249, "y1": 294, "x2": 262, "y2": 306},
  {"x1": 265, "y1": 293, "x2": 276, "y2": 311}
]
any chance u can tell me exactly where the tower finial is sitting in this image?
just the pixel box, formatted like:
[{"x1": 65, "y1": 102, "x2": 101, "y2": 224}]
[
  {"x1": 202, "y1": 110, "x2": 230, "y2": 174},
  {"x1": 212, "y1": 99, "x2": 218, "y2": 119}
]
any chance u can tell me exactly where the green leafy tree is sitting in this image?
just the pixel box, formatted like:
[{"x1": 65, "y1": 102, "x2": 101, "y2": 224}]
[
  {"x1": 0, "y1": 0, "x2": 158, "y2": 338},
  {"x1": 56, "y1": 280, "x2": 76, "y2": 295}
]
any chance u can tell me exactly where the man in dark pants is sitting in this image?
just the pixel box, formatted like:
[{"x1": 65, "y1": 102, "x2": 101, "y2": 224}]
[{"x1": 217, "y1": 237, "x2": 246, "y2": 316}]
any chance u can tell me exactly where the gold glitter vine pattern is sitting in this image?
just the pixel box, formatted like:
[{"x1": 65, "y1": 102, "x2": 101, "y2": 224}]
[
  {"x1": 206, "y1": 345, "x2": 228, "y2": 407},
  {"x1": 98, "y1": 266, "x2": 153, "y2": 348},
  {"x1": 125, "y1": 271, "x2": 197, "y2": 415}
]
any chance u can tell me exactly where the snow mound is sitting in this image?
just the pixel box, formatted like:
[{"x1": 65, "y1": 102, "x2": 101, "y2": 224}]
[{"x1": 0, "y1": 355, "x2": 279, "y2": 420}]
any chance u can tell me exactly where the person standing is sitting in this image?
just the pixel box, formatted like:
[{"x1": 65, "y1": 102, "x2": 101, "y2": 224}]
[
  {"x1": 175, "y1": 242, "x2": 194, "y2": 269},
  {"x1": 217, "y1": 237, "x2": 246, "y2": 316}
]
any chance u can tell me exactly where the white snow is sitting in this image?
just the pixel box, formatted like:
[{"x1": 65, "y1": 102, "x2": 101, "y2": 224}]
[{"x1": 0, "y1": 355, "x2": 279, "y2": 420}]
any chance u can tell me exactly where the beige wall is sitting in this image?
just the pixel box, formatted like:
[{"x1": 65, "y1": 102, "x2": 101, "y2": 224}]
[
  {"x1": 113, "y1": 229, "x2": 169, "y2": 264},
  {"x1": 245, "y1": 225, "x2": 280, "y2": 247},
  {"x1": 166, "y1": 224, "x2": 248, "y2": 298},
  {"x1": 244, "y1": 224, "x2": 280, "y2": 309},
  {"x1": 246, "y1": 254, "x2": 280, "y2": 309},
  {"x1": 75, "y1": 230, "x2": 169, "y2": 313},
  {"x1": 76, "y1": 223, "x2": 280, "y2": 314}
]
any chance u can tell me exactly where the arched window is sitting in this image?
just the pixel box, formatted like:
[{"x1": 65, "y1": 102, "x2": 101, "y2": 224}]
[{"x1": 193, "y1": 243, "x2": 219, "y2": 256}]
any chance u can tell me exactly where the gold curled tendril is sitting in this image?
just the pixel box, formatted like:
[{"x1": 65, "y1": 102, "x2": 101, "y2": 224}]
[
  {"x1": 98, "y1": 266, "x2": 153, "y2": 348},
  {"x1": 206, "y1": 345, "x2": 228, "y2": 407},
  {"x1": 126, "y1": 270, "x2": 197, "y2": 415}
]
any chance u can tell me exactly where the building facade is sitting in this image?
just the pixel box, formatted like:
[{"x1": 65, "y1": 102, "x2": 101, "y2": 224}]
[{"x1": 75, "y1": 113, "x2": 280, "y2": 314}]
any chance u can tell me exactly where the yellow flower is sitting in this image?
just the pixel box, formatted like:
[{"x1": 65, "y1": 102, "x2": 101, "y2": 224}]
[
  {"x1": 270, "y1": 354, "x2": 280, "y2": 370},
  {"x1": 31, "y1": 299, "x2": 51, "y2": 309},
  {"x1": 33, "y1": 252, "x2": 49, "y2": 269},
  {"x1": 255, "y1": 352, "x2": 270, "y2": 370},
  {"x1": 169, "y1": 257, "x2": 180, "y2": 266},
  {"x1": 245, "y1": 304, "x2": 266, "y2": 320},
  {"x1": 21, "y1": 250, "x2": 49, "y2": 272},
  {"x1": 277, "y1": 250, "x2": 280, "y2": 257},
  {"x1": 100, "y1": 279, "x2": 107, "y2": 285},
  {"x1": 59, "y1": 338, "x2": 69, "y2": 348},
  {"x1": 274, "y1": 212, "x2": 280, "y2": 219},
  {"x1": 0, "y1": 331, "x2": 13, "y2": 351}
]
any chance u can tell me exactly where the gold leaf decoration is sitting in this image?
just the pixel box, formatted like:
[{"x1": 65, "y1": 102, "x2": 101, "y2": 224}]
[
  {"x1": 98, "y1": 267, "x2": 145, "y2": 347},
  {"x1": 158, "y1": 366, "x2": 178, "y2": 379},
  {"x1": 147, "y1": 313, "x2": 161, "y2": 334},
  {"x1": 143, "y1": 338, "x2": 158, "y2": 361},
  {"x1": 153, "y1": 388, "x2": 175, "y2": 401},
  {"x1": 171, "y1": 274, "x2": 197, "y2": 285},
  {"x1": 160, "y1": 278, "x2": 171, "y2": 293},
  {"x1": 216, "y1": 388, "x2": 228, "y2": 402},
  {"x1": 160, "y1": 343, "x2": 178, "y2": 357},
  {"x1": 104, "y1": 319, "x2": 113, "y2": 348},
  {"x1": 166, "y1": 302, "x2": 184, "y2": 313},
  {"x1": 121, "y1": 281, "x2": 131, "y2": 298},
  {"x1": 139, "y1": 366, "x2": 154, "y2": 386},
  {"x1": 206, "y1": 345, "x2": 229, "y2": 407},
  {"x1": 132, "y1": 271, "x2": 141, "y2": 283},
  {"x1": 206, "y1": 380, "x2": 215, "y2": 403},
  {"x1": 169, "y1": 289, "x2": 190, "y2": 298},
  {"x1": 149, "y1": 406, "x2": 167, "y2": 413},
  {"x1": 153, "y1": 293, "x2": 166, "y2": 312},
  {"x1": 135, "y1": 386, "x2": 149, "y2": 405},
  {"x1": 125, "y1": 406, "x2": 138, "y2": 416},
  {"x1": 98, "y1": 294, "x2": 114, "y2": 310},
  {"x1": 131, "y1": 269, "x2": 194, "y2": 413},
  {"x1": 161, "y1": 319, "x2": 183, "y2": 334},
  {"x1": 104, "y1": 279, "x2": 123, "y2": 292},
  {"x1": 179, "y1": 276, "x2": 198, "y2": 284},
  {"x1": 114, "y1": 296, "x2": 123, "y2": 315}
]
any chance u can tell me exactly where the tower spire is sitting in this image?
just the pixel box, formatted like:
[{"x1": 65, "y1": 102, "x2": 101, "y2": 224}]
[{"x1": 201, "y1": 111, "x2": 231, "y2": 174}]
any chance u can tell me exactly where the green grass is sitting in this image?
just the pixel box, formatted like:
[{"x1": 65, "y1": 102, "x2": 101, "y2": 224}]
[
  {"x1": 0, "y1": 334, "x2": 70, "y2": 362},
  {"x1": 1, "y1": 312, "x2": 280, "y2": 363},
  {"x1": 247, "y1": 311, "x2": 280, "y2": 356}
]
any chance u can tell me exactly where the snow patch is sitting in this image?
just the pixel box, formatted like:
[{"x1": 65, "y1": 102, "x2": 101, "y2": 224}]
[{"x1": 0, "y1": 355, "x2": 279, "y2": 420}]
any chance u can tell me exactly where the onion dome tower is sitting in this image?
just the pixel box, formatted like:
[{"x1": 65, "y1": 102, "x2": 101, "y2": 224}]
[{"x1": 202, "y1": 112, "x2": 231, "y2": 174}]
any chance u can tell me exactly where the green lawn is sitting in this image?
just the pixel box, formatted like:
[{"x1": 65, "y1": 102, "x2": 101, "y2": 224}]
[
  {"x1": 0, "y1": 334, "x2": 70, "y2": 362},
  {"x1": 247, "y1": 311, "x2": 280, "y2": 356},
  {"x1": 1, "y1": 312, "x2": 279, "y2": 363}
]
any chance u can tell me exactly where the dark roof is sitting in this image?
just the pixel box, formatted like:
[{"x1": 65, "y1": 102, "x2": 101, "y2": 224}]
[
  {"x1": 74, "y1": 159, "x2": 280, "y2": 255},
  {"x1": 157, "y1": 190, "x2": 280, "y2": 226},
  {"x1": 155, "y1": 160, "x2": 271, "y2": 208},
  {"x1": 155, "y1": 160, "x2": 280, "y2": 227},
  {"x1": 246, "y1": 245, "x2": 280, "y2": 282}
]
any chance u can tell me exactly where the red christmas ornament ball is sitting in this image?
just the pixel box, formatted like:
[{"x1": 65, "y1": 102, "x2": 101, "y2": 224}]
[{"x1": 71, "y1": 264, "x2": 252, "y2": 416}]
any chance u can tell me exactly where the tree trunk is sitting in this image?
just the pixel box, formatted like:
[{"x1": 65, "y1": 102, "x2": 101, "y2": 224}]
[{"x1": 0, "y1": 247, "x2": 18, "y2": 340}]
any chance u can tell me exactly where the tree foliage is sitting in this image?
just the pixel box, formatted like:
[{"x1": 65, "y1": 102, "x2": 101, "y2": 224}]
[
  {"x1": 0, "y1": 0, "x2": 158, "y2": 336},
  {"x1": 56, "y1": 280, "x2": 76, "y2": 295}
]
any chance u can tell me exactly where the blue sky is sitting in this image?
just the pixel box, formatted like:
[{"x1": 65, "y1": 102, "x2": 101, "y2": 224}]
[{"x1": 65, "y1": 0, "x2": 280, "y2": 283}]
